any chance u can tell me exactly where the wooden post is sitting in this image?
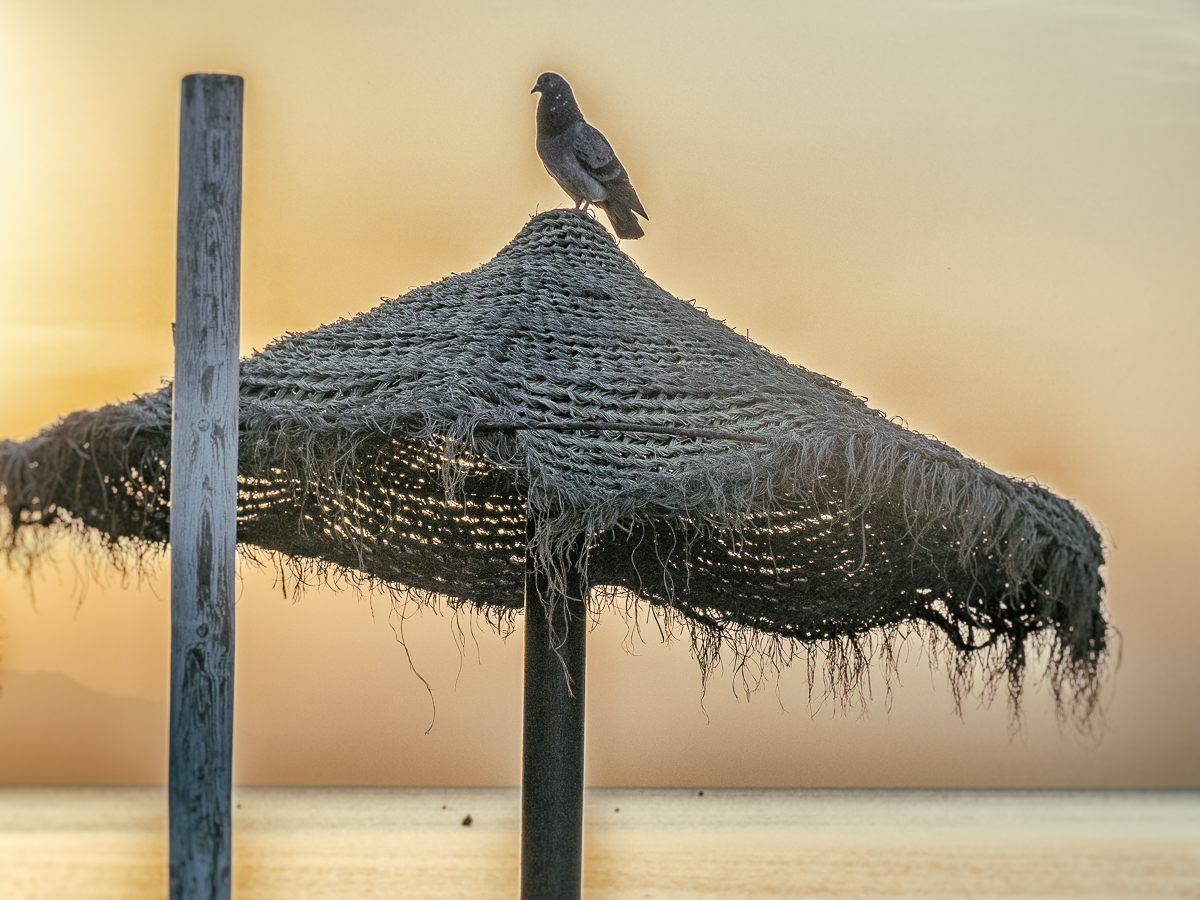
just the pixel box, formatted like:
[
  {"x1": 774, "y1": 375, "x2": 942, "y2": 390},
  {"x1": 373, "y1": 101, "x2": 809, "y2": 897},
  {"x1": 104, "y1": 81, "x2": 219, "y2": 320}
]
[
  {"x1": 169, "y1": 73, "x2": 242, "y2": 900},
  {"x1": 520, "y1": 528, "x2": 588, "y2": 900}
]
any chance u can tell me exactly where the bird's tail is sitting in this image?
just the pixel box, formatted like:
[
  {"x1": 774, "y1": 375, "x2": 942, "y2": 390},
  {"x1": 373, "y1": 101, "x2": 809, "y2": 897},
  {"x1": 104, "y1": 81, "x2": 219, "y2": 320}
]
[{"x1": 598, "y1": 200, "x2": 645, "y2": 240}]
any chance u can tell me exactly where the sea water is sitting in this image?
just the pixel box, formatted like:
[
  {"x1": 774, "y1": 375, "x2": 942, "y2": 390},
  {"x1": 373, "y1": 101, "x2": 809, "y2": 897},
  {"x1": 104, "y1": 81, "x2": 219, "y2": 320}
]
[{"x1": 0, "y1": 787, "x2": 1197, "y2": 899}]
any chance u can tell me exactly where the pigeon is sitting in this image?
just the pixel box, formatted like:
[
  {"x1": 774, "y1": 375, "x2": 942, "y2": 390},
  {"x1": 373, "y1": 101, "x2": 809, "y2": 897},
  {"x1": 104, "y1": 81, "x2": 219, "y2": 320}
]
[{"x1": 531, "y1": 72, "x2": 648, "y2": 240}]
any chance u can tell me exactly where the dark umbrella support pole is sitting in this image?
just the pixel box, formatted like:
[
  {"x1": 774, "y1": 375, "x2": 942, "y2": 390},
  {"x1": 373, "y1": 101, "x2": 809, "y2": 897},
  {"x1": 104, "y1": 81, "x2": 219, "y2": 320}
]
[
  {"x1": 168, "y1": 73, "x2": 243, "y2": 900},
  {"x1": 520, "y1": 530, "x2": 588, "y2": 900}
]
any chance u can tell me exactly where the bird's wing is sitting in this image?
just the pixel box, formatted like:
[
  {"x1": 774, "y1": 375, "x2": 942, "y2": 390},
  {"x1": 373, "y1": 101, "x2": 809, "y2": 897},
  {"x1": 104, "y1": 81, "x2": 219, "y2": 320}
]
[{"x1": 572, "y1": 122, "x2": 625, "y2": 184}]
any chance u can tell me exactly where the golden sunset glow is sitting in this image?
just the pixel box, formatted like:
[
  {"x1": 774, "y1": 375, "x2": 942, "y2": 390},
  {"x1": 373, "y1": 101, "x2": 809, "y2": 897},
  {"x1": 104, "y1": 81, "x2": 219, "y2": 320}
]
[{"x1": 1, "y1": 1, "x2": 1198, "y2": 787}]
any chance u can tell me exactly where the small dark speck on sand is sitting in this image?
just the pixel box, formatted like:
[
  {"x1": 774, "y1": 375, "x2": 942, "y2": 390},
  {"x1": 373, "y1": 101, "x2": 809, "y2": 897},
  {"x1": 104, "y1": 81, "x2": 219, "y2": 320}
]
[
  {"x1": 442, "y1": 805, "x2": 446, "y2": 809},
  {"x1": 698, "y1": 791, "x2": 704, "y2": 796},
  {"x1": 614, "y1": 808, "x2": 620, "y2": 812},
  {"x1": 236, "y1": 804, "x2": 242, "y2": 809},
  {"x1": 461, "y1": 814, "x2": 473, "y2": 826}
]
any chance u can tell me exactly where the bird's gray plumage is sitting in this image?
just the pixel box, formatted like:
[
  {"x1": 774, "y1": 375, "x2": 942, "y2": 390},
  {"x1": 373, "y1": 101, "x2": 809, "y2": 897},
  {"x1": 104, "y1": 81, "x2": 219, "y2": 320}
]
[{"x1": 531, "y1": 72, "x2": 648, "y2": 240}]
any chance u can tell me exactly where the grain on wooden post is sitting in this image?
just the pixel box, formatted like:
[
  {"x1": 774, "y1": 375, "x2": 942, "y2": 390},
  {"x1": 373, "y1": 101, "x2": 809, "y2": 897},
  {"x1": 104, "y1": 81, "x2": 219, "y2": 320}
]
[
  {"x1": 169, "y1": 73, "x2": 242, "y2": 900},
  {"x1": 520, "y1": 524, "x2": 588, "y2": 900}
]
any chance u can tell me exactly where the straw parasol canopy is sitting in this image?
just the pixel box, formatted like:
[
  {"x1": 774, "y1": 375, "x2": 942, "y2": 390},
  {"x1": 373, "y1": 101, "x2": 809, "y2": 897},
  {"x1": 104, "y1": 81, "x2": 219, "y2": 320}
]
[{"x1": 0, "y1": 210, "x2": 1109, "y2": 719}]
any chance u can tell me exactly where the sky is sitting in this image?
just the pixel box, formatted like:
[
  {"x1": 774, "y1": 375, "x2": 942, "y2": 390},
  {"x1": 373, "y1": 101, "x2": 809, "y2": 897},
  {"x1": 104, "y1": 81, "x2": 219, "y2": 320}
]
[{"x1": 1, "y1": 0, "x2": 1198, "y2": 787}]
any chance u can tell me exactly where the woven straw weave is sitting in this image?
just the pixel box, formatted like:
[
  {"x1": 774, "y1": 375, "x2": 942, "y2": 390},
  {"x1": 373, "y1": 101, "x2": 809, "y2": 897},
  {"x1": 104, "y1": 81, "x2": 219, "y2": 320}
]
[{"x1": 0, "y1": 210, "x2": 1109, "y2": 717}]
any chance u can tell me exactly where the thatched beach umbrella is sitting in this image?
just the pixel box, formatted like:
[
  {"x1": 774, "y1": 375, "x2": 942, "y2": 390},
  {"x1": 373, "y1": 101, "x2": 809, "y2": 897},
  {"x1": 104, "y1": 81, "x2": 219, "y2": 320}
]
[{"x1": 1, "y1": 209, "x2": 1109, "y2": 897}]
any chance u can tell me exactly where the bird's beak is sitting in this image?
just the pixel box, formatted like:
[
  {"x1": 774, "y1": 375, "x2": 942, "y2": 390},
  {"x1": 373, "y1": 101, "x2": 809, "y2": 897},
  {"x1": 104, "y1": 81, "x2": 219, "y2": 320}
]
[{"x1": 531, "y1": 84, "x2": 540, "y2": 94}]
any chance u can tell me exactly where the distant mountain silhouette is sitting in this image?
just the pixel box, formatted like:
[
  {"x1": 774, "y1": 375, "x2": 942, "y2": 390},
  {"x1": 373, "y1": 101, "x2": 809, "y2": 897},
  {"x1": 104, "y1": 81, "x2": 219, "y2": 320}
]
[{"x1": 0, "y1": 669, "x2": 166, "y2": 784}]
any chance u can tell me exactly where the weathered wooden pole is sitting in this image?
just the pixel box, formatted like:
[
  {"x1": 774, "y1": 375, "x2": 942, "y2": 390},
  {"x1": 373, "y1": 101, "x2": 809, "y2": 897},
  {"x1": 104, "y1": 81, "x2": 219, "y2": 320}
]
[
  {"x1": 169, "y1": 73, "x2": 243, "y2": 900},
  {"x1": 520, "y1": 528, "x2": 588, "y2": 900}
]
